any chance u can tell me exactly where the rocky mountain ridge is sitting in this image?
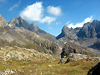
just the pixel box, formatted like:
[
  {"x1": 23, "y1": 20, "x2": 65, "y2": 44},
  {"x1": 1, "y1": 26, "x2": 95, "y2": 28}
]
[
  {"x1": 57, "y1": 20, "x2": 100, "y2": 51},
  {"x1": 8, "y1": 16, "x2": 56, "y2": 42}
]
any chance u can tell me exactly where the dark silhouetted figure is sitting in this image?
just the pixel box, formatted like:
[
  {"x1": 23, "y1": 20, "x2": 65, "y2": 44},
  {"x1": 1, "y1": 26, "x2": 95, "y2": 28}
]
[{"x1": 87, "y1": 62, "x2": 100, "y2": 75}]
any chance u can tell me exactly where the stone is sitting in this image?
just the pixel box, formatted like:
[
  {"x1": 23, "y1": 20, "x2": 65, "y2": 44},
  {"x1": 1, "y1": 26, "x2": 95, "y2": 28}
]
[
  {"x1": 66, "y1": 53, "x2": 87, "y2": 62},
  {"x1": 59, "y1": 53, "x2": 100, "y2": 64}
]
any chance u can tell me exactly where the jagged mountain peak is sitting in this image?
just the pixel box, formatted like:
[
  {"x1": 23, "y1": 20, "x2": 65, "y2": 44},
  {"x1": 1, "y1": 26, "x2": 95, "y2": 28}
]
[
  {"x1": 62, "y1": 25, "x2": 69, "y2": 30},
  {"x1": 8, "y1": 16, "x2": 56, "y2": 42},
  {"x1": 8, "y1": 16, "x2": 30, "y2": 29},
  {"x1": 77, "y1": 19, "x2": 100, "y2": 38},
  {"x1": 0, "y1": 14, "x2": 8, "y2": 27},
  {"x1": 62, "y1": 26, "x2": 74, "y2": 32},
  {"x1": 8, "y1": 16, "x2": 39, "y2": 31}
]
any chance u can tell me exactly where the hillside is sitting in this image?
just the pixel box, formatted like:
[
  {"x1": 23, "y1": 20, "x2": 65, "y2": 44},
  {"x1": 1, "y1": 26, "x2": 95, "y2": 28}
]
[{"x1": 8, "y1": 16, "x2": 60, "y2": 56}]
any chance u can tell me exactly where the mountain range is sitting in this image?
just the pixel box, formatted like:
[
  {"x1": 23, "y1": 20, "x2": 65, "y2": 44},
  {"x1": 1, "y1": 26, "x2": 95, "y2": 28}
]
[
  {"x1": 57, "y1": 20, "x2": 100, "y2": 52},
  {"x1": 0, "y1": 14, "x2": 60, "y2": 58},
  {"x1": 0, "y1": 14, "x2": 100, "y2": 58}
]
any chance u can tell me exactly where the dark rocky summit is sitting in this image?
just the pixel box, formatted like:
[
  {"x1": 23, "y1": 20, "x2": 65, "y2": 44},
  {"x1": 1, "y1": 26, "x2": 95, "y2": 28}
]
[{"x1": 77, "y1": 21, "x2": 97, "y2": 38}]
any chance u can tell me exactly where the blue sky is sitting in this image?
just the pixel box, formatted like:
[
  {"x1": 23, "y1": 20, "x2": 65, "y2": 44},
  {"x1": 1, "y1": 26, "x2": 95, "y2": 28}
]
[{"x1": 0, "y1": 0, "x2": 100, "y2": 36}]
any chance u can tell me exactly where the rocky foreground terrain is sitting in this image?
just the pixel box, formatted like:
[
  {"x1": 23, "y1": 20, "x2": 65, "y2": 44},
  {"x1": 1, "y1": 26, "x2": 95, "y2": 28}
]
[{"x1": 0, "y1": 46, "x2": 99, "y2": 75}]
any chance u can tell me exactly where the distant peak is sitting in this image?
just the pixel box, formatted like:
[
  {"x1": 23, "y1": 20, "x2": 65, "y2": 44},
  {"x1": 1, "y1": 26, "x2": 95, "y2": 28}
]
[
  {"x1": 63, "y1": 25, "x2": 69, "y2": 30},
  {"x1": 14, "y1": 16, "x2": 23, "y2": 20},
  {"x1": 8, "y1": 16, "x2": 30, "y2": 29},
  {"x1": 63, "y1": 25, "x2": 67, "y2": 28}
]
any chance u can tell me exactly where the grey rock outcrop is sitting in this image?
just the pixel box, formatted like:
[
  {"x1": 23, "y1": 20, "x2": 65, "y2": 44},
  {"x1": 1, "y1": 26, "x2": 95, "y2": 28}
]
[
  {"x1": 0, "y1": 46, "x2": 56, "y2": 62},
  {"x1": 66, "y1": 53, "x2": 100, "y2": 63},
  {"x1": 59, "y1": 53, "x2": 100, "y2": 64}
]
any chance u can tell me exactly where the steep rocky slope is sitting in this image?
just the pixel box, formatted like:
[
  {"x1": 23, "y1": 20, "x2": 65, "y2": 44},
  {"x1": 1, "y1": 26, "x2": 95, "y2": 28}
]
[
  {"x1": 13, "y1": 27, "x2": 59, "y2": 55},
  {"x1": 8, "y1": 16, "x2": 60, "y2": 56},
  {"x1": 0, "y1": 14, "x2": 29, "y2": 45},
  {"x1": 0, "y1": 14, "x2": 50, "y2": 53}
]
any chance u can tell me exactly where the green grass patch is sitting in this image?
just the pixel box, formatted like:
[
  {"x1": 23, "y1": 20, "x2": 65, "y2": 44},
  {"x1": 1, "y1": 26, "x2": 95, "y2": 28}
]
[{"x1": 0, "y1": 59, "x2": 99, "y2": 75}]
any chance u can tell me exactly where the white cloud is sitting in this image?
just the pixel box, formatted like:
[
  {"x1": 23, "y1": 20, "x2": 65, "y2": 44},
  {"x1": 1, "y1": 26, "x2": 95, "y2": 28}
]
[
  {"x1": 84, "y1": 16, "x2": 92, "y2": 23},
  {"x1": 20, "y1": 2, "x2": 58, "y2": 24},
  {"x1": 40, "y1": 16, "x2": 56, "y2": 24},
  {"x1": 67, "y1": 16, "x2": 93, "y2": 28},
  {"x1": 9, "y1": 0, "x2": 21, "y2": 11},
  {"x1": 47, "y1": 6, "x2": 62, "y2": 16},
  {"x1": 20, "y1": 2, "x2": 43, "y2": 21}
]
